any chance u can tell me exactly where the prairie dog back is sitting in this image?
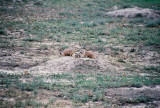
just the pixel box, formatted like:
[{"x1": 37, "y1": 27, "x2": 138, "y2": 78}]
[
  {"x1": 84, "y1": 50, "x2": 95, "y2": 59},
  {"x1": 61, "y1": 49, "x2": 76, "y2": 56}
]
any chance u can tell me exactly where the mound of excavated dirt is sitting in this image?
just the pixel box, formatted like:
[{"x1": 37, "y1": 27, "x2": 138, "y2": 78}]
[
  {"x1": 28, "y1": 56, "x2": 121, "y2": 75},
  {"x1": 106, "y1": 7, "x2": 160, "y2": 19}
]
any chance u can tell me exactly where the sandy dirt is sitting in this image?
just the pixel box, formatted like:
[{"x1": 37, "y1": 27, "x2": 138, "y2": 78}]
[{"x1": 106, "y1": 7, "x2": 160, "y2": 19}]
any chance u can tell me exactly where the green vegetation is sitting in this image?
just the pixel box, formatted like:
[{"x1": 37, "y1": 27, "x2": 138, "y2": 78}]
[
  {"x1": 144, "y1": 65, "x2": 160, "y2": 74},
  {"x1": 120, "y1": 96, "x2": 153, "y2": 104},
  {"x1": 146, "y1": 19, "x2": 160, "y2": 27},
  {"x1": 0, "y1": 72, "x2": 160, "y2": 107},
  {"x1": 110, "y1": 27, "x2": 160, "y2": 46},
  {"x1": 1, "y1": 0, "x2": 159, "y2": 49}
]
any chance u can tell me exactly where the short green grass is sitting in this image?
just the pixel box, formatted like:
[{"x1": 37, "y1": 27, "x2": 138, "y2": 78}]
[
  {"x1": 110, "y1": 27, "x2": 160, "y2": 46},
  {"x1": 143, "y1": 65, "x2": 160, "y2": 74},
  {"x1": 0, "y1": 71, "x2": 160, "y2": 107},
  {"x1": 1, "y1": 0, "x2": 159, "y2": 49},
  {"x1": 119, "y1": 96, "x2": 153, "y2": 104}
]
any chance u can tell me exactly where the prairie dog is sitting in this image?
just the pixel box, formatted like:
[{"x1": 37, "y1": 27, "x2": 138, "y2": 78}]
[
  {"x1": 60, "y1": 49, "x2": 76, "y2": 56},
  {"x1": 83, "y1": 50, "x2": 95, "y2": 59},
  {"x1": 72, "y1": 52, "x2": 81, "y2": 58}
]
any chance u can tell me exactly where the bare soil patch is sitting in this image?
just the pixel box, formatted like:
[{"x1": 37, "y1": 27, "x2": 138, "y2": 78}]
[{"x1": 105, "y1": 85, "x2": 160, "y2": 107}]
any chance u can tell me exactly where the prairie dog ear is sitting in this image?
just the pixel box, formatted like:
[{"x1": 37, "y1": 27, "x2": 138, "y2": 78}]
[
  {"x1": 79, "y1": 49, "x2": 85, "y2": 58},
  {"x1": 72, "y1": 52, "x2": 79, "y2": 58}
]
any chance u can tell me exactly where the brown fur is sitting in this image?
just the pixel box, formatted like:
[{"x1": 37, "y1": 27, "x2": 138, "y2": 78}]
[
  {"x1": 24, "y1": 71, "x2": 29, "y2": 74},
  {"x1": 60, "y1": 49, "x2": 76, "y2": 56},
  {"x1": 84, "y1": 50, "x2": 95, "y2": 59}
]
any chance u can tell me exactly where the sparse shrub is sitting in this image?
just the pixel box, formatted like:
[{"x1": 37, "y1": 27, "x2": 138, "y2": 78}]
[
  {"x1": 122, "y1": 5, "x2": 131, "y2": 9},
  {"x1": 55, "y1": 38, "x2": 61, "y2": 42},
  {"x1": 25, "y1": 99, "x2": 42, "y2": 107},
  {"x1": 94, "y1": 18, "x2": 106, "y2": 25},
  {"x1": 82, "y1": 21, "x2": 98, "y2": 27},
  {"x1": 118, "y1": 59, "x2": 126, "y2": 63},
  {"x1": 34, "y1": 1, "x2": 43, "y2": 6},
  {"x1": 0, "y1": 30, "x2": 6, "y2": 35},
  {"x1": 98, "y1": 38, "x2": 104, "y2": 43},
  {"x1": 72, "y1": 93, "x2": 89, "y2": 103},
  {"x1": 135, "y1": 13, "x2": 143, "y2": 18},
  {"x1": 22, "y1": 37, "x2": 42, "y2": 42},
  {"x1": 15, "y1": 101, "x2": 25, "y2": 108},
  {"x1": 129, "y1": 83, "x2": 142, "y2": 88},
  {"x1": 59, "y1": 12, "x2": 74, "y2": 17},
  {"x1": 70, "y1": 21, "x2": 77, "y2": 26},
  {"x1": 39, "y1": 45, "x2": 48, "y2": 50},
  {"x1": 20, "y1": 51, "x2": 25, "y2": 54},
  {"x1": 59, "y1": 45, "x2": 69, "y2": 50},
  {"x1": 90, "y1": 44, "x2": 106, "y2": 53},
  {"x1": 124, "y1": 27, "x2": 160, "y2": 46},
  {"x1": 48, "y1": 34, "x2": 55, "y2": 39},
  {"x1": 94, "y1": 12, "x2": 104, "y2": 17},
  {"x1": 0, "y1": 40, "x2": 10, "y2": 48},
  {"x1": 146, "y1": 19, "x2": 160, "y2": 27},
  {"x1": 86, "y1": 3, "x2": 92, "y2": 6},
  {"x1": 129, "y1": 18, "x2": 144, "y2": 23},
  {"x1": 145, "y1": 35, "x2": 160, "y2": 46},
  {"x1": 144, "y1": 65, "x2": 160, "y2": 73},
  {"x1": 99, "y1": 21, "x2": 105, "y2": 25},
  {"x1": 122, "y1": 96, "x2": 152, "y2": 104},
  {"x1": 92, "y1": 91, "x2": 104, "y2": 101},
  {"x1": 20, "y1": 41, "x2": 32, "y2": 47}
]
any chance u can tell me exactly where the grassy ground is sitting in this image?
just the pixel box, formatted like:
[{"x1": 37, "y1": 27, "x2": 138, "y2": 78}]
[
  {"x1": 1, "y1": 69, "x2": 160, "y2": 107},
  {"x1": 0, "y1": 0, "x2": 160, "y2": 107}
]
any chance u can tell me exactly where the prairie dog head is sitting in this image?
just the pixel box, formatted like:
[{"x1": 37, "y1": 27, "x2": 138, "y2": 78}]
[
  {"x1": 84, "y1": 50, "x2": 95, "y2": 59},
  {"x1": 79, "y1": 49, "x2": 86, "y2": 57},
  {"x1": 72, "y1": 52, "x2": 81, "y2": 58},
  {"x1": 72, "y1": 49, "x2": 84, "y2": 58}
]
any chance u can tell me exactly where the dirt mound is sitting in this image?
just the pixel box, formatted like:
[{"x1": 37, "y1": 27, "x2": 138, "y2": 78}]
[
  {"x1": 106, "y1": 7, "x2": 160, "y2": 19},
  {"x1": 28, "y1": 56, "x2": 120, "y2": 75}
]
